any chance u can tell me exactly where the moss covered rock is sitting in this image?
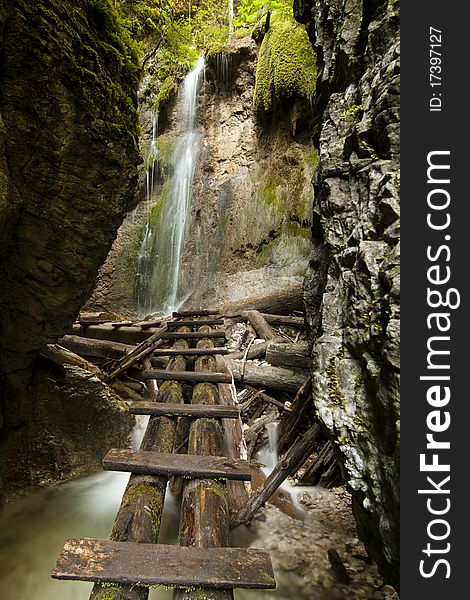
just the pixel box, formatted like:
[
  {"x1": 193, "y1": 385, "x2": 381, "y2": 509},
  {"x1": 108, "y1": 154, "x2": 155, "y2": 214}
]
[{"x1": 254, "y1": 9, "x2": 316, "y2": 111}]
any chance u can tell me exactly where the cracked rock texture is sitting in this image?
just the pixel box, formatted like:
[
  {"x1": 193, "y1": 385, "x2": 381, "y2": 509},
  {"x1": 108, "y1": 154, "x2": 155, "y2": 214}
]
[
  {"x1": 0, "y1": 1, "x2": 139, "y2": 498},
  {"x1": 294, "y1": 0, "x2": 400, "y2": 588},
  {"x1": 88, "y1": 36, "x2": 317, "y2": 315}
]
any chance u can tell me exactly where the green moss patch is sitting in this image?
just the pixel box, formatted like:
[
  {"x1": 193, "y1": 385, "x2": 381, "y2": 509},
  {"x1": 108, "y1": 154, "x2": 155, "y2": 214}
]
[{"x1": 253, "y1": 9, "x2": 317, "y2": 111}]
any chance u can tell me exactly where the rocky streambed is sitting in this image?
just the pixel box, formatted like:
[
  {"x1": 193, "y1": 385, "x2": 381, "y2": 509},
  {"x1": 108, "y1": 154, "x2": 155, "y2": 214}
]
[{"x1": 239, "y1": 486, "x2": 398, "y2": 600}]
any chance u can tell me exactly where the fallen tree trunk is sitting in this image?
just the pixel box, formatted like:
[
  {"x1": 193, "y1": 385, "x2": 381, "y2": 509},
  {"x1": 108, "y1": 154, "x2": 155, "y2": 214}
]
[
  {"x1": 41, "y1": 344, "x2": 144, "y2": 403},
  {"x1": 265, "y1": 341, "x2": 310, "y2": 370},
  {"x1": 229, "y1": 360, "x2": 307, "y2": 393},
  {"x1": 233, "y1": 423, "x2": 322, "y2": 527},
  {"x1": 277, "y1": 376, "x2": 313, "y2": 453},
  {"x1": 241, "y1": 310, "x2": 276, "y2": 341},
  {"x1": 59, "y1": 335, "x2": 134, "y2": 360},
  {"x1": 175, "y1": 329, "x2": 233, "y2": 600},
  {"x1": 71, "y1": 323, "x2": 162, "y2": 345},
  {"x1": 225, "y1": 341, "x2": 270, "y2": 362},
  {"x1": 105, "y1": 325, "x2": 168, "y2": 382},
  {"x1": 260, "y1": 313, "x2": 305, "y2": 328},
  {"x1": 90, "y1": 339, "x2": 188, "y2": 600}
]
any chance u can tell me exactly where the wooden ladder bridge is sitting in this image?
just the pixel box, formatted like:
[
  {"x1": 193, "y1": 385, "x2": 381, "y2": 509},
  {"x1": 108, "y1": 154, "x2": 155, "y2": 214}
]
[{"x1": 52, "y1": 311, "x2": 278, "y2": 598}]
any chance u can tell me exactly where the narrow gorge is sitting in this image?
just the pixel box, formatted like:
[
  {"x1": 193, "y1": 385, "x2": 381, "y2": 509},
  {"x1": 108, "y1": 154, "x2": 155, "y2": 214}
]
[{"x1": 0, "y1": 1, "x2": 400, "y2": 599}]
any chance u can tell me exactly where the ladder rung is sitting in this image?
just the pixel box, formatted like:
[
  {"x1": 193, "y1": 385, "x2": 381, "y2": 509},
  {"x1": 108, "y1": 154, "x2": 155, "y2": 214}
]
[
  {"x1": 103, "y1": 449, "x2": 251, "y2": 481},
  {"x1": 142, "y1": 369, "x2": 232, "y2": 384},
  {"x1": 129, "y1": 401, "x2": 240, "y2": 419},
  {"x1": 162, "y1": 331, "x2": 225, "y2": 340},
  {"x1": 151, "y1": 347, "x2": 230, "y2": 356},
  {"x1": 52, "y1": 538, "x2": 276, "y2": 589}
]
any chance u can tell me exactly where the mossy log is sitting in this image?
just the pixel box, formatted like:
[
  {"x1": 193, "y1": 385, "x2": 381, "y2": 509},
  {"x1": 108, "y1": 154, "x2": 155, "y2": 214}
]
[
  {"x1": 90, "y1": 337, "x2": 188, "y2": 600},
  {"x1": 105, "y1": 325, "x2": 168, "y2": 382},
  {"x1": 233, "y1": 423, "x2": 322, "y2": 527},
  {"x1": 241, "y1": 310, "x2": 276, "y2": 341},
  {"x1": 175, "y1": 331, "x2": 233, "y2": 600},
  {"x1": 277, "y1": 376, "x2": 312, "y2": 454},
  {"x1": 229, "y1": 361, "x2": 307, "y2": 393},
  {"x1": 40, "y1": 343, "x2": 144, "y2": 403},
  {"x1": 215, "y1": 356, "x2": 250, "y2": 520},
  {"x1": 265, "y1": 342, "x2": 310, "y2": 370}
]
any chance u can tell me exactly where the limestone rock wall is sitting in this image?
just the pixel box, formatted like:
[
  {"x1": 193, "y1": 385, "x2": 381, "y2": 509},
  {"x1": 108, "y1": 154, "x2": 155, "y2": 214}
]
[
  {"x1": 0, "y1": 1, "x2": 139, "y2": 498},
  {"x1": 294, "y1": 0, "x2": 400, "y2": 587}
]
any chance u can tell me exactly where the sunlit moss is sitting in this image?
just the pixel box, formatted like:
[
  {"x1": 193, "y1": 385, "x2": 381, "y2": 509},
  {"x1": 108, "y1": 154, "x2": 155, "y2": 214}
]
[{"x1": 253, "y1": 9, "x2": 317, "y2": 111}]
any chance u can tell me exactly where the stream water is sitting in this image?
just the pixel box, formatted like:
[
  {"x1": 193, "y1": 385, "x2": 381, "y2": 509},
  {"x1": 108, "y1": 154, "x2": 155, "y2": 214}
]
[
  {"x1": 136, "y1": 57, "x2": 205, "y2": 317},
  {"x1": 0, "y1": 417, "x2": 286, "y2": 599}
]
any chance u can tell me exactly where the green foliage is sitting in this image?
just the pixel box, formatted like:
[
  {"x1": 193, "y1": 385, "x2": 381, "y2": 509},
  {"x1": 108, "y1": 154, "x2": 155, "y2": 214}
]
[
  {"x1": 234, "y1": 0, "x2": 289, "y2": 27},
  {"x1": 152, "y1": 75, "x2": 177, "y2": 112},
  {"x1": 253, "y1": 7, "x2": 317, "y2": 111},
  {"x1": 35, "y1": 0, "x2": 140, "y2": 143},
  {"x1": 117, "y1": 0, "x2": 175, "y2": 44}
]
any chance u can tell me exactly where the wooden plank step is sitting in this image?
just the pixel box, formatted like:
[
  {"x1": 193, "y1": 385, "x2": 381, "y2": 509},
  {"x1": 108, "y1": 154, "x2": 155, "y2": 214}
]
[
  {"x1": 103, "y1": 449, "x2": 251, "y2": 481},
  {"x1": 151, "y1": 347, "x2": 230, "y2": 356},
  {"x1": 173, "y1": 310, "x2": 219, "y2": 317},
  {"x1": 142, "y1": 369, "x2": 232, "y2": 384},
  {"x1": 129, "y1": 401, "x2": 240, "y2": 419},
  {"x1": 167, "y1": 319, "x2": 225, "y2": 328},
  {"x1": 52, "y1": 538, "x2": 276, "y2": 589},
  {"x1": 162, "y1": 331, "x2": 225, "y2": 340}
]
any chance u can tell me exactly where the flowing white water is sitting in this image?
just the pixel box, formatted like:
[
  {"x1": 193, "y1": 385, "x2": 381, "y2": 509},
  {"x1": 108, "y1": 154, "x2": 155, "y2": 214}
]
[
  {"x1": 255, "y1": 422, "x2": 310, "y2": 515},
  {"x1": 136, "y1": 57, "x2": 205, "y2": 317},
  {"x1": 0, "y1": 416, "x2": 179, "y2": 600}
]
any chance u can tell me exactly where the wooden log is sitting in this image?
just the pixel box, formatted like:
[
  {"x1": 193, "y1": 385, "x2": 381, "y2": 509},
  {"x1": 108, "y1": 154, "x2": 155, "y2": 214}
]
[
  {"x1": 241, "y1": 310, "x2": 276, "y2": 341},
  {"x1": 142, "y1": 369, "x2": 232, "y2": 384},
  {"x1": 175, "y1": 331, "x2": 233, "y2": 600},
  {"x1": 260, "y1": 313, "x2": 305, "y2": 328},
  {"x1": 243, "y1": 385, "x2": 293, "y2": 412},
  {"x1": 59, "y1": 335, "x2": 134, "y2": 360},
  {"x1": 151, "y1": 347, "x2": 230, "y2": 356},
  {"x1": 265, "y1": 342, "x2": 310, "y2": 370},
  {"x1": 173, "y1": 309, "x2": 219, "y2": 317},
  {"x1": 129, "y1": 401, "x2": 240, "y2": 419},
  {"x1": 137, "y1": 319, "x2": 166, "y2": 329},
  {"x1": 111, "y1": 320, "x2": 135, "y2": 327},
  {"x1": 52, "y1": 539, "x2": 276, "y2": 589},
  {"x1": 277, "y1": 376, "x2": 313, "y2": 454},
  {"x1": 215, "y1": 355, "x2": 250, "y2": 520},
  {"x1": 229, "y1": 361, "x2": 307, "y2": 393},
  {"x1": 71, "y1": 323, "x2": 162, "y2": 344},
  {"x1": 105, "y1": 325, "x2": 168, "y2": 382},
  {"x1": 40, "y1": 344, "x2": 144, "y2": 403},
  {"x1": 89, "y1": 340, "x2": 188, "y2": 600},
  {"x1": 103, "y1": 449, "x2": 251, "y2": 481},
  {"x1": 162, "y1": 331, "x2": 225, "y2": 340},
  {"x1": 167, "y1": 319, "x2": 225, "y2": 328},
  {"x1": 233, "y1": 423, "x2": 322, "y2": 526},
  {"x1": 225, "y1": 341, "x2": 270, "y2": 362}
]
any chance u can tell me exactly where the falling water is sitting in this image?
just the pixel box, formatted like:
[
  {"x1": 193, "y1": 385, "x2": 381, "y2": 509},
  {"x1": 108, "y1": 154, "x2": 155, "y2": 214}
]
[
  {"x1": 256, "y1": 422, "x2": 309, "y2": 515},
  {"x1": 216, "y1": 52, "x2": 231, "y2": 88},
  {"x1": 228, "y1": 0, "x2": 234, "y2": 34},
  {"x1": 135, "y1": 57, "x2": 205, "y2": 317},
  {"x1": 0, "y1": 416, "x2": 179, "y2": 600}
]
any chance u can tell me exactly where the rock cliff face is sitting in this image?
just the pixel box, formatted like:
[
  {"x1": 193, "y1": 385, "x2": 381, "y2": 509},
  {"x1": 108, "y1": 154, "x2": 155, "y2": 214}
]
[
  {"x1": 294, "y1": 0, "x2": 400, "y2": 587},
  {"x1": 88, "y1": 36, "x2": 318, "y2": 315},
  {"x1": 0, "y1": 1, "x2": 139, "y2": 498}
]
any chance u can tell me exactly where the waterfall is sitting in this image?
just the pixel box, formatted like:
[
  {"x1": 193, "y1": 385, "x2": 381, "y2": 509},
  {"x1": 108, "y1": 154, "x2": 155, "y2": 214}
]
[
  {"x1": 228, "y1": 0, "x2": 234, "y2": 34},
  {"x1": 135, "y1": 57, "x2": 205, "y2": 317}
]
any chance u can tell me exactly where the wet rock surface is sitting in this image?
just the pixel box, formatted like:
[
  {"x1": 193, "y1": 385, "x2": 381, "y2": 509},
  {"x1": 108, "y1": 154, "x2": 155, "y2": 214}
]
[
  {"x1": 0, "y1": 1, "x2": 139, "y2": 498},
  {"x1": 294, "y1": 0, "x2": 400, "y2": 587},
  {"x1": 2, "y1": 364, "x2": 134, "y2": 498}
]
